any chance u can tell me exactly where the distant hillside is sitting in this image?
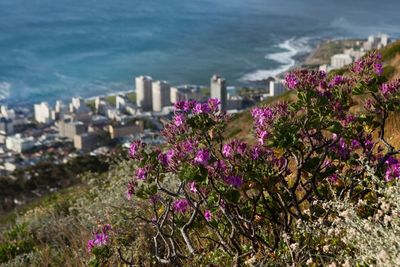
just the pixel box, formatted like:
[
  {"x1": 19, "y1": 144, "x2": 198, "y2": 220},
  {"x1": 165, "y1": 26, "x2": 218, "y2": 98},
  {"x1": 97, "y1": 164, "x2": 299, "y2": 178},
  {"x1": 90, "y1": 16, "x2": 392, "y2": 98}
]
[{"x1": 382, "y1": 40, "x2": 400, "y2": 80}]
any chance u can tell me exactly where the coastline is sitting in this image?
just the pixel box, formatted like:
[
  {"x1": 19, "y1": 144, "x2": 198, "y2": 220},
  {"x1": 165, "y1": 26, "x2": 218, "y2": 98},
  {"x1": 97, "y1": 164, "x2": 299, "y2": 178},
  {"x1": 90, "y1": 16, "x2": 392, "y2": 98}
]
[{"x1": 2, "y1": 37, "x2": 360, "y2": 110}]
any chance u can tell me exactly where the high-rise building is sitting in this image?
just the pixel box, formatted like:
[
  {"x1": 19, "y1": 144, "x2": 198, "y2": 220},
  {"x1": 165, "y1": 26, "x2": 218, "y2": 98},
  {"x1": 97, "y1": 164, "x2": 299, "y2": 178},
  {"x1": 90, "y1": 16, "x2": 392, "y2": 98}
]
[
  {"x1": 152, "y1": 80, "x2": 171, "y2": 112},
  {"x1": 269, "y1": 80, "x2": 286, "y2": 97},
  {"x1": 136, "y1": 76, "x2": 153, "y2": 111},
  {"x1": 70, "y1": 97, "x2": 90, "y2": 114},
  {"x1": 0, "y1": 117, "x2": 14, "y2": 136},
  {"x1": 116, "y1": 94, "x2": 127, "y2": 111},
  {"x1": 170, "y1": 87, "x2": 185, "y2": 104},
  {"x1": 34, "y1": 102, "x2": 54, "y2": 124},
  {"x1": 0, "y1": 105, "x2": 15, "y2": 120},
  {"x1": 210, "y1": 74, "x2": 227, "y2": 111}
]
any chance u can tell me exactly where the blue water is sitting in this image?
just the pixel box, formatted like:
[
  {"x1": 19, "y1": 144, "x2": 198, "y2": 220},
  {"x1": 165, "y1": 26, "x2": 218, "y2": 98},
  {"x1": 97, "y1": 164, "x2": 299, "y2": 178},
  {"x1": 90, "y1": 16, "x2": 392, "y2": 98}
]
[{"x1": 0, "y1": 0, "x2": 400, "y2": 105}]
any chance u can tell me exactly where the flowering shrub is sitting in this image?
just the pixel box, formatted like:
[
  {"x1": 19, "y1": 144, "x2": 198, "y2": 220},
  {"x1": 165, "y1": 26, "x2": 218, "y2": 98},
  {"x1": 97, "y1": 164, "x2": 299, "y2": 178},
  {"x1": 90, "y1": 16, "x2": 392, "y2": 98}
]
[
  {"x1": 114, "y1": 51, "x2": 400, "y2": 265},
  {"x1": 86, "y1": 224, "x2": 113, "y2": 266}
]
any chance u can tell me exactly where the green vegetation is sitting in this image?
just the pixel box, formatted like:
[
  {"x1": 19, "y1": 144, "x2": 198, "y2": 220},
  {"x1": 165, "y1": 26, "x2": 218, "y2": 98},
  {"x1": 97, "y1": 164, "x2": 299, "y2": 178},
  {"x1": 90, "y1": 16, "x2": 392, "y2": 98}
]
[
  {"x1": 85, "y1": 99, "x2": 96, "y2": 112},
  {"x1": 105, "y1": 95, "x2": 116, "y2": 106},
  {"x1": 382, "y1": 40, "x2": 400, "y2": 61},
  {"x1": 0, "y1": 155, "x2": 109, "y2": 215},
  {"x1": 126, "y1": 92, "x2": 136, "y2": 103},
  {"x1": 200, "y1": 87, "x2": 210, "y2": 97}
]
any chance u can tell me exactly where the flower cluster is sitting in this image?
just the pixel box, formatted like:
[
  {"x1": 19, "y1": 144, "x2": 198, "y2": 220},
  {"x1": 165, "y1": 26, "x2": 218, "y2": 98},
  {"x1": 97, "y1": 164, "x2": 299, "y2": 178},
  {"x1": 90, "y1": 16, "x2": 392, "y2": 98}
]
[
  {"x1": 352, "y1": 51, "x2": 383, "y2": 78},
  {"x1": 119, "y1": 50, "x2": 400, "y2": 265},
  {"x1": 173, "y1": 199, "x2": 190, "y2": 213},
  {"x1": 380, "y1": 79, "x2": 400, "y2": 98},
  {"x1": 284, "y1": 69, "x2": 327, "y2": 91},
  {"x1": 87, "y1": 224, "x2": 112, "y2": 252},
  {"x1": 251, "y1": 102, "x2": 288, "y2": 144},
  {"x1": 385, "y1": 157, "x2": 400, "y2": 182}
]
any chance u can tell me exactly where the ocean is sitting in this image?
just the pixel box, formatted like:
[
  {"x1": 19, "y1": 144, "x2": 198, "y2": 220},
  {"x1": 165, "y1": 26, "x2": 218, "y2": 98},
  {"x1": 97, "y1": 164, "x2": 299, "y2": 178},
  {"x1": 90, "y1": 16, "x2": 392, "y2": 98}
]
[{"x1": 0, "y1": 0, "x2": 399, "y2": 105}]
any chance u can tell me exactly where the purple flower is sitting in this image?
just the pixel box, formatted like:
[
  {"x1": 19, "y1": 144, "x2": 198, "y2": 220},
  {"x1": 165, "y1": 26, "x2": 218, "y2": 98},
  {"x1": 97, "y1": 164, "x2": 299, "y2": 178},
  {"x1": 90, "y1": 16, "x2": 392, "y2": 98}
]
[
  {"x1": 352, "y1": 59, "x2": 364, "y2": 74},
  {"x1": 87, "y1": 233, "x2": 109, "y2": 252},
  {"x1": 236, "y1": 141, "x2": 247, "y2": 156},
  {"x1": 207, "y1": 98, "x2": 221, "y2": 112},
  {"x1": 364, "y1": 137, "x2": 374, "y2": 152},
  {"x1": 93, "y1": 233, "x2": 109, "y2": 246},
  {"x1": 352, "y1": 51, "x2": 383, "y2": 76},
  {"x1": 204, "y1": 210, "x2": 212, "y2": 222},
  {"x1": 174, "y1": 101, "x2": 185, "y2": 111},
  {"x1": 258, "y1": 130, "x2": 268, "y2": 145},
  {"x1": 136, "y1": 167, "x2": 148, "y2": 180},
  {"x1": 385, "y1": 163, "x2": 400, "y2": 182},
  {"x1": 189, "y1": 181, "x2": 198, "y2": 193},
  {"x1": 174, "y1": 114, "x2": 184, "y2": 127},
  {"x1": 87, "y1": 239, "x2": 95, "y2": 252},
  {"x1": 173, "y1": 199, "x2": 189, "y2": 213},
  {"x1": 374, "y1": 62, "x2": 383, "y2": 75},
  {"x1": 380, "y1": 80, "x2": 400, "y2": 97},
  {"x1": 251, "y1": 107, "x2": 274, "y2": 127},
  {"x1": 329, "y1": 75, "x2": 345, "y2": 87},
  {"x1": 284, "y1": 73, "x2": 298, "y2": 90},
  {"x1": 385, "y1": 156, "x2": 399, "y2": 165},
  {"x1": 193, "y1": 102, "x2": 211, "y2": 114},
  {"x1": 351, "y1": 139, "x2": 361, "y2": 149},
  {"x1": 129, "y1": 140, "x2": 143, "y2": 158},
  {"x1": 184, "y1": 100, "x2": 196, "y2": 112},
  {"x1": 328, "y1": 173, "x2": 339, "y2": 183},
  {"x1": 222, "y1": 144, "x2": 232, "y2": 158},
  {"x1": 252, "y1": 146, "x2": 261, "y2": 160},
  {"x1": 158, "y1": 149, "x2": 175, "y2": 166},
  {"x1": 126, "y1": 181, "x2": 135, "y2": 200},
  {"x1": 194, "y1": 149, "x2": 210, "y2": 165},
  {"x1": 182, "y1": 140, "x2": 195, "y2": 153},
  {"x1": 224, "y1": 175, "x2": 244, "y2": 188}
]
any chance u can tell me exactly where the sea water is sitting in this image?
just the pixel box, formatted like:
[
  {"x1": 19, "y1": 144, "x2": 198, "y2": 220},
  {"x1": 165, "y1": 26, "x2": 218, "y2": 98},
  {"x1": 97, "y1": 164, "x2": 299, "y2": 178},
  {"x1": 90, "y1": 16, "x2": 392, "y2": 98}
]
[{"x1": 0, "y1": 0, "x2": 399, "y2": 105}]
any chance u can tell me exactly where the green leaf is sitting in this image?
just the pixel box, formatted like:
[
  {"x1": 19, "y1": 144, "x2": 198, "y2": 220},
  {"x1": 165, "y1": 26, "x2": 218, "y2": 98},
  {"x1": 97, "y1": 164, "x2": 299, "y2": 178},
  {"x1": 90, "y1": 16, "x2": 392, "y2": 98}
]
[
  {"x1": 328, "y1": 121, "x2": 342, "y2": 133},
  {"x1": 303, "y1": 157, "x2": 321, "y2": 173},
  {"x1": 225, "y1": 189, "x2": 240, "y2": 203}
]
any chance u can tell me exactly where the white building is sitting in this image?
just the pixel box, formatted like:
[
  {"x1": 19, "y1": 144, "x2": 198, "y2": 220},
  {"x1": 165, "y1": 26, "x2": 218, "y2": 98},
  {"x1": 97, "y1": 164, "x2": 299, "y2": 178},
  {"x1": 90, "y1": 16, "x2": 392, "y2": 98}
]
[
  {"x1": 136, "y1": 76, "x2": 153, "y2": 111},
  {"x1": 152, "y1": 80, "x2": 171, "y2": 112},
  {"x1": 363, "y1": 34, "x2": 390, "y2": 51},
  {"x1": 0, "y1": 105, "x2": 15, "y2": 120},
  {"x1": 94, "y1": 96, "x2": 109, "y2": 114},
  {"x1": 210, "y1": 74, "x2": 227, "y2": 111},
  {"x1": 54, "y1": 100, "x2": 67, "y2": 120},
  {"x1": 5, "y1": 134, "x2": 35, "y2": 153},
  {"x1": 170, "y1": 87, "x2": 185, "y2": 104},
  {"x1": 344, "y1": 48, "x2": 366, "y2": 61},
  {"x1": 34, "y1": 102, "x2": 54, "y2": 124},
  {"x1": 380, "y1": 34, "x2": 389, "y2": 47},
  {"x1": 331, "y1": 54, "x2": 353, "y2": 69},
  {"x1": 116, "y1": 95, "x2": 128, "y2": 111},
  {"x1": 269, "y1": 80, "x2": 286, "y2": 97},
  {"x1": 70, "y1": 97, "x2": 90, "y2": 114}
]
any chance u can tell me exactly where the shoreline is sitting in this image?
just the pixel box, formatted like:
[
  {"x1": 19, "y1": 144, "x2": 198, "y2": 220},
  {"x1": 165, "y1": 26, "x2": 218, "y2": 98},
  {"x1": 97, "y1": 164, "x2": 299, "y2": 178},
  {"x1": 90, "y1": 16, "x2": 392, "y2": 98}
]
[{"x1": 1, "y1": 37, "x2": 358, "y2": 110}]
